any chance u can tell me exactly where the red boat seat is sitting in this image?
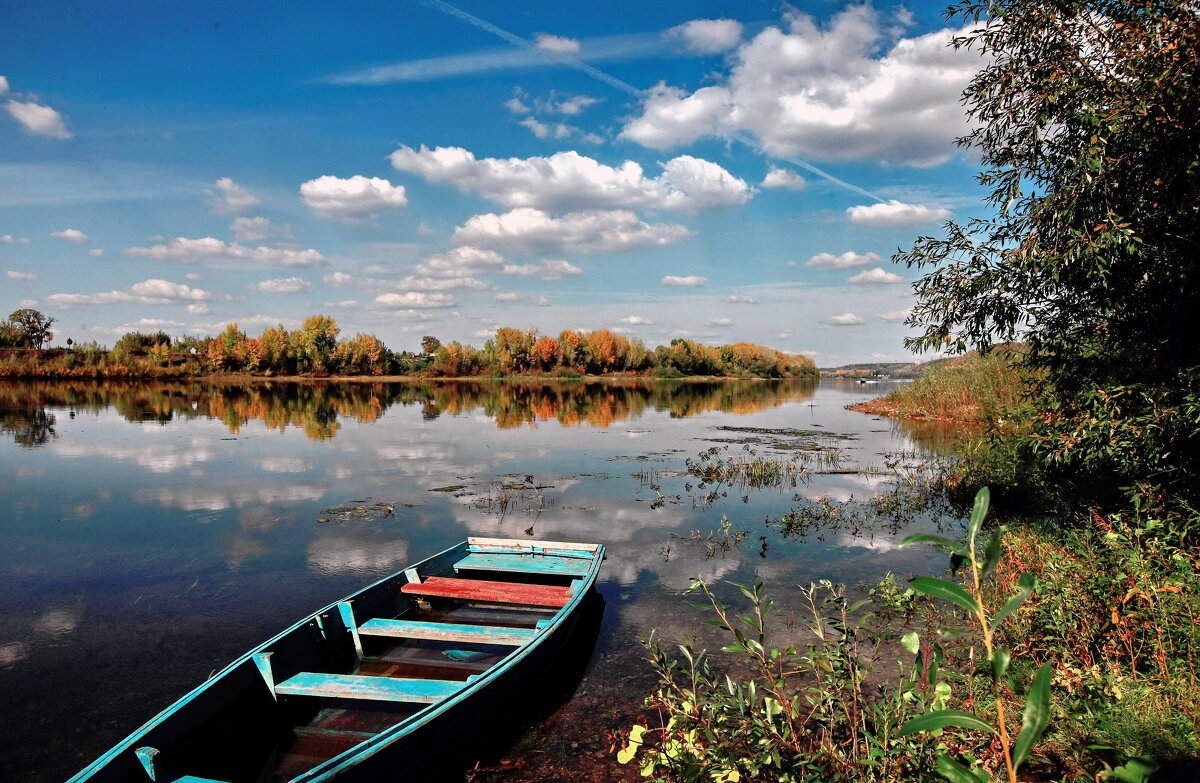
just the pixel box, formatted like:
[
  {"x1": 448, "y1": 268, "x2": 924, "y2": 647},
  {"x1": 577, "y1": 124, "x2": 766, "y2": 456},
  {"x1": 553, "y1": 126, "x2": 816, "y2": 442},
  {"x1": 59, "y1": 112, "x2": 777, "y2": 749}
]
[{"x1": 401, "y1": 576, "x2": 573, "y2": 608}]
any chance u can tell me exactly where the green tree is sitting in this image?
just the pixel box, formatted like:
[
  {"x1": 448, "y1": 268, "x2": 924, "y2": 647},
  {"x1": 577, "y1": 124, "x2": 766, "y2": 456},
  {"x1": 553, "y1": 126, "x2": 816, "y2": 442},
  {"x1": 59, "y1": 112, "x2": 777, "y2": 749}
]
[
  {"x1": 900, "y1": 0, "x2": 1200, "y2": 511},
  {"x1": 293, "y1": 314, "x2": 340, "y2": 372},
  {"x1": 5, "y1": 308, "x2": 57, "y2": 349},
  {"x1": 420, "y1": 335, "x2": 442, "y2": 357}
]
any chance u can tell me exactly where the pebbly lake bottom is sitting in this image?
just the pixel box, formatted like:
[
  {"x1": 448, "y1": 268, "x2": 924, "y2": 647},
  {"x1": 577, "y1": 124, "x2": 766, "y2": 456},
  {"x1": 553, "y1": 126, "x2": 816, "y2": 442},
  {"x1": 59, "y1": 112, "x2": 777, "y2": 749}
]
[{"x1": 0, "y1": 378, "x2": 969, "y2": 781}]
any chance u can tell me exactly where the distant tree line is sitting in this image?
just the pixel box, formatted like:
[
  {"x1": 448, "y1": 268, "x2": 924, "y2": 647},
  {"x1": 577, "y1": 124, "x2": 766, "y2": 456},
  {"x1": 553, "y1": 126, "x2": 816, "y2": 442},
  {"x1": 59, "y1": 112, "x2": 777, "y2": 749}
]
[{"x1": 1, "y1": 308, "x2": 818, "y2": 380}]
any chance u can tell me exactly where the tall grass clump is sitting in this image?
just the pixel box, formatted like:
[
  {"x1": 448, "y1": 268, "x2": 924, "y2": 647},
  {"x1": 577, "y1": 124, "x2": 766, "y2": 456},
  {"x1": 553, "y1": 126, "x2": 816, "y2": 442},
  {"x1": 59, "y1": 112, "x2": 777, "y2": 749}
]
[{"x1": 863, "y1": 349, "x2": 1034, "y2": 426}]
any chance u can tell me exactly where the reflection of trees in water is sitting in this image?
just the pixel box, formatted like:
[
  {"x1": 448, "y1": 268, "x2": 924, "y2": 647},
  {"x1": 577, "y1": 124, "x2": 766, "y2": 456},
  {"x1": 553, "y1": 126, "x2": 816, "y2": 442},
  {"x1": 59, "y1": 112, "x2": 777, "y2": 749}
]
[
  {"x1": 0, "y1": 377, "x2": 817, "y2": 441},
  {"x1": 0, "y1": 407, "x2": 57, "y2": 446}
]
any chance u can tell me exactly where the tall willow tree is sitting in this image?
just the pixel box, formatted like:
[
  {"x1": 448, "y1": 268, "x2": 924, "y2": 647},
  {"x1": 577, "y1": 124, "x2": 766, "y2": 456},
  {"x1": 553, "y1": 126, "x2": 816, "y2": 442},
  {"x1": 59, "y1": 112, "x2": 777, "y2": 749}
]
[{"x1": 902, "y1": 0, "x2": 1200, "y2": 511}]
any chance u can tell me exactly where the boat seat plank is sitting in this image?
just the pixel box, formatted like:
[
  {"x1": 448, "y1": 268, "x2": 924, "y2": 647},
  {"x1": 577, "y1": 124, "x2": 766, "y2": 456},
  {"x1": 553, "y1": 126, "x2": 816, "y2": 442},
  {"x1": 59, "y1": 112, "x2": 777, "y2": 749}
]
[
  {"x1": 358, "y1": 618, "x2": 536, "y2": 646},
  {"x1": 454, "y1": 552, "x2": 591, "y2": 577},
  {"x1": 274, "y1": 673, "x2": 460, "y2": 704},
  {"x1": 401, "y1": 576, "x2": 572, "y2": 608}
]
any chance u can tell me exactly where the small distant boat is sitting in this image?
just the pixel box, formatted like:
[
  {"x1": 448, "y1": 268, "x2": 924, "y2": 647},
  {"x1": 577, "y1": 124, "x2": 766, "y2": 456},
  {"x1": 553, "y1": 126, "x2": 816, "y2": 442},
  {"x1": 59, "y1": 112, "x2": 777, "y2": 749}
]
[{"x1": 69, "y1": 537, "x2": 605, "y2": 782}]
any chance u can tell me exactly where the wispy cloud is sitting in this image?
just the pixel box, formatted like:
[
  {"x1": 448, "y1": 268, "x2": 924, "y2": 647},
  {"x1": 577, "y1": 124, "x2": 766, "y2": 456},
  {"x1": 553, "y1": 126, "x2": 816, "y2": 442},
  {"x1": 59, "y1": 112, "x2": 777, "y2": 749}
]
[{"x1": 319, "y1": 31, "x2": 663, "y2": 85}]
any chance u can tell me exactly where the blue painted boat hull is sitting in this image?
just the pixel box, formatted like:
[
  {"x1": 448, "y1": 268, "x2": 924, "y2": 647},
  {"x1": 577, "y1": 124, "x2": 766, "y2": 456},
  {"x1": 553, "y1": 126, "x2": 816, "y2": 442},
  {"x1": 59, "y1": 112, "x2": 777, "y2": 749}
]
[{"x1": 68, "y1": 538, "x2": 605, "y2": 783}]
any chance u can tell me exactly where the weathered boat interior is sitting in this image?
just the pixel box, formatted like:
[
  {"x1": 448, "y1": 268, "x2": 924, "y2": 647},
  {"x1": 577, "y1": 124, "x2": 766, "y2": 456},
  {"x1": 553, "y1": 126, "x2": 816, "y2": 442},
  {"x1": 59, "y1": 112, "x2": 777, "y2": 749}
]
[{"x1": 71, "y1": 539, "x2": 603, "y2": 783}]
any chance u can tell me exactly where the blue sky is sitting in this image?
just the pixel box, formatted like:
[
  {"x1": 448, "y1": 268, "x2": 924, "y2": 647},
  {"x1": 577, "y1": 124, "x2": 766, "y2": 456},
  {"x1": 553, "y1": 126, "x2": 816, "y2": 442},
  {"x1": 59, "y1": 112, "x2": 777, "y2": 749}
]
[{"x1": 1, "y1": 0, "x2": 987, "y2": 365}]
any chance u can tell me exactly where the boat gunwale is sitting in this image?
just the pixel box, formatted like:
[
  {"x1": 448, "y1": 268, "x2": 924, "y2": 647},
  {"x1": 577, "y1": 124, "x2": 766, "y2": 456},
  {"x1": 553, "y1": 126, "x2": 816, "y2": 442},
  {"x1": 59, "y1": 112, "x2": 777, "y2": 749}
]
[
  {"x1": 66, "y1": 538, "x2": 603, "y2": 783},
  {"x1": 297, "y1": 540, "x2": 604, "y2": 781}
]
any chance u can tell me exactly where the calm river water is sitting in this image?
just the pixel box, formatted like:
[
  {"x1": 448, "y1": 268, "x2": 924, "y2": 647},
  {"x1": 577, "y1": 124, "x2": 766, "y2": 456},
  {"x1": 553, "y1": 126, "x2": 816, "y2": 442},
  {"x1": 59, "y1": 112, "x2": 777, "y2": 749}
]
[{"x1": 0, "y1": 378, "x2": 962, "y2": 782}]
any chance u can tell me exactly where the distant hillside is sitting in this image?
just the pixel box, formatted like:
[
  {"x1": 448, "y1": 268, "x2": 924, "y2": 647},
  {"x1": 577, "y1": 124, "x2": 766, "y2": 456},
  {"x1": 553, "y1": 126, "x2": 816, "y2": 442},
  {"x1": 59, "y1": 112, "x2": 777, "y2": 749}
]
[{"x1": 820, "y1": 357, "x2": 960, "y2": 379}]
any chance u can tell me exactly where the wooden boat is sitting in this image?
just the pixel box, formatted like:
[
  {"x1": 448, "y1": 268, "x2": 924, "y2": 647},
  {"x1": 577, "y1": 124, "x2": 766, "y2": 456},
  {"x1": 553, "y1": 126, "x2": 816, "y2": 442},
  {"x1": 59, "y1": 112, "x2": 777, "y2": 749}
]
[{"x1": 69, "y1": 537, "x2": 605, "y2": 783}]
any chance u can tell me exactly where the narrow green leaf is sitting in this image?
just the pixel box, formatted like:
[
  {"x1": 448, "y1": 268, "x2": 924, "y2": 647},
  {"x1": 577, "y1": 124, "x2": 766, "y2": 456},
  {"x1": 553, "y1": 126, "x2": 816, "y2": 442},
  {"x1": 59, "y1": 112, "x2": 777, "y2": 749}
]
[
  {"x1": 980, "y1": 528, "x2": 1003, "y2": 580},
  {"x1": 967, "y1": 486, "x2": 991, "y2": 549},
  {"x1": 899, "y1": 709, "x2": 993, "y2": 736},
  {"x1": 990, "y1": 573, "x2": 1035, "y2": 632},
  {"x1": 910, "y1": 577, "x2": 980, "y2": 614},
  {"x1": 991, "y1": 646, "x2": 1011, "y2": 682},
  {"x1": 1011, "y1": 661, "x2": 1053, "y2": 770},
  {"x1": 900, "y1": 533, "x2": 964, "y2": 551},
  {"x1": 935, "y1": 755, "x2": 990, "y2": 783},
  {"x1": 901, "y1": 631, "x2": 920, "y2": 656}
]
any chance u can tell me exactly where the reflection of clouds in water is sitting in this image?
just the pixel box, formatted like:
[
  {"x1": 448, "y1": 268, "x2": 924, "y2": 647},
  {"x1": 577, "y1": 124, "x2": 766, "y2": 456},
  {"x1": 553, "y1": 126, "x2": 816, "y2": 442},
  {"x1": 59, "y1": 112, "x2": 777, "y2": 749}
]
[
  {"x1": 445, "y1": 501, "x2": 742, "y2": 588},
  {"x1": 0, "y1": 642, "x2": 29, "y2": 667},
  {"x1": 14, "y1": 465, "x2": 44, "y2": 478},
  {"x1": 835, "y1": 530, "x2": 907, "y2": 552},
  {"x1": 606, "y1": 540, "x2": 744, "y2": 589},
  {"x1": 32, "y1": 608, "x2": 79, "y2": 636},
  {"x1": 451, "y1": 502, "x2": 683, "y2": 544},
  {"x1": 223, "y1": 532, "x2": 268, "y2": 569},
  {"x1": 0, "y1": 605, "x2": 84, "y2": 669},
  {"x1": 258, "y1": 456, "x2": 313, "y2": 473},
  {"x1": 307, "y1": 526, "x2": 409, "y2": 578},
  {"x1": 374, "y1": 445, "x2": 440, "y2": 461},
  {"x1": 238, "y1": 506, "x2": 285, "y2": 533},
  {"x1": 137, "y1": 483, "x2": 326, "y2": 512},
  {"x1": 53, "y1": 438, "x2": 215, "y2": 474}
]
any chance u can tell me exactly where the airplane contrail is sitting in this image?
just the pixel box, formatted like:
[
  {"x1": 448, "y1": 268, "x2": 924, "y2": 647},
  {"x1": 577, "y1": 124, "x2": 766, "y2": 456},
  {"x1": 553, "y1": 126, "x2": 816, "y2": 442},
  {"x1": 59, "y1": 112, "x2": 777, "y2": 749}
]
[{"x1": 417, "y1": 0, "x2": 885, "y2": 203}]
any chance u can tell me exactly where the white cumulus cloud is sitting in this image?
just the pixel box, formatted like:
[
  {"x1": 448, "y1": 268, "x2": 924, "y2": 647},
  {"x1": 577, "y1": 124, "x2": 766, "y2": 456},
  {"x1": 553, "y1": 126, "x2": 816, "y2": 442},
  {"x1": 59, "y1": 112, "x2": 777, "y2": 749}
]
[
  {"x1": 126, "y1": 237, "x2": 326, "y2": 267},
  {"x1": 662, "y1": 275, "x2": 706, "y2": 287},
  {"x1": 255, "y1": 277, "x2": 312, "y2": 294},
  {"x1": 5, "y1": 99, "x2": 71, "y2": 139},
  {"x1": 846, "y1": 199, "x2": 951, "y2": 226},
  {"x1": 670, "y1": 19, "x2": 744, "y2": 54},
  {"x1": 6, "y1": 270, "x2": 37, "y2": 280},
  {"x1": 622, "y1": 6, "x2": 981, "y2": 166},
  {"x1": 300, "y1": 175, "x2": 408, "y2": 220},
  {"x1": 535, "y1": 34, "x2": 581, "y2": 54},
  {"x1": 762, "y1": 166, "x2": 806, "y2": 190},
  {"x1": 44, "y1": 278, "x2": 214, "y2": 307},
  {"x1": 389, "y1": 145, "x2": 750, "y2": 213},
  {"x1": 374, "y1": 292, "x2": 456, "y2": 308},
  {"x1": 452, "y1": 208, "x2": 690, "y2": 255},
  {"x1": 207, "y1": 177, "x2": 260, "y2": 215},
  {"x1": 805, "y1": 251, "x2": 884, "y2": 268},
  {"x1": 50, "y1": 228, "x2": 88, "y2": 243},
  {"x1": 823, "y1": 312, "x2": 866, "y2": 326},
  {"x1": 0, "y1": 76, "x2": 8, "y2": 94},
  {"x1": 502, "y1": 258, "x2": 583, "y2": 280},
  {"x1": 848, "y1": 267, "x2": 904, "y2": 284}
]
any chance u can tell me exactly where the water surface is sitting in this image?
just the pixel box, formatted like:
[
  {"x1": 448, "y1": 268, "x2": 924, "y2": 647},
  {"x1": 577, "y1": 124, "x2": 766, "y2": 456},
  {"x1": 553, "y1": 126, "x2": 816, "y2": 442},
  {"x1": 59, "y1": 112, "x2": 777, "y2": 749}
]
[{"x1": 0, "y1": 378, "x2": 960, "y2": 781}]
